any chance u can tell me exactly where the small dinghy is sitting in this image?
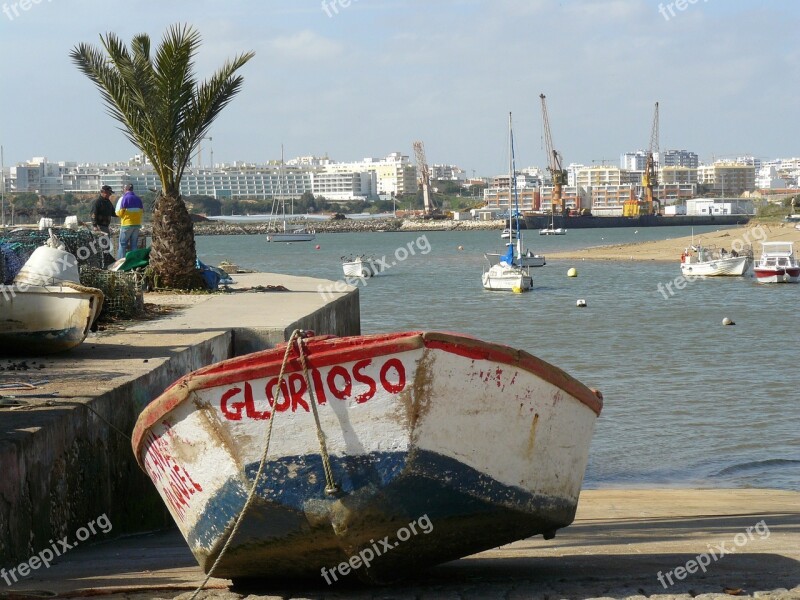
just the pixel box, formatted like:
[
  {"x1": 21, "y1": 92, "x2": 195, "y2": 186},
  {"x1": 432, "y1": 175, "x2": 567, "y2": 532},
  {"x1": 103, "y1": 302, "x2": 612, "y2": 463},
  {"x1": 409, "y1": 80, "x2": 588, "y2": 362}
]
[{"x1": 132, "y1": 330, "x2": 602, "y2": 584}]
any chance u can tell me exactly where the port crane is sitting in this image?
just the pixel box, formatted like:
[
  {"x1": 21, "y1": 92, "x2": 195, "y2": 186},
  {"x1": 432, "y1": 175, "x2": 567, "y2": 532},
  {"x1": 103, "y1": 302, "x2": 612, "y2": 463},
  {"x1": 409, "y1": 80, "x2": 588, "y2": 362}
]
[
  {"x1": 540, "y1": 93, "x2": 569, "y2": 213},
  {"x1": 642, "y1": 101, "x2": 659, "y2": 215},
  {"x1": 413, "y1": 140, "x2": 439, "y2": 217}
]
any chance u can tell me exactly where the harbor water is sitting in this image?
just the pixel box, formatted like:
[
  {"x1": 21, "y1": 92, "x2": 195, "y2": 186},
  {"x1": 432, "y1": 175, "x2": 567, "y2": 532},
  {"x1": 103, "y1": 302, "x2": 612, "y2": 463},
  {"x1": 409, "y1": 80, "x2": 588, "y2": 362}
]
[{"x1": 197, "y1": 226, "x2": 800, "y2": 492}]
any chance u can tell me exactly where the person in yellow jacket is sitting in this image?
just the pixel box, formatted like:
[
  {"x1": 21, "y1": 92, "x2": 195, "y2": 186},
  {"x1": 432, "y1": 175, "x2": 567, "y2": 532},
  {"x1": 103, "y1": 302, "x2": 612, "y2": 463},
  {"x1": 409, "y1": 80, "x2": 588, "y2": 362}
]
[{"x1": 115, "y1": 183, "x2": 144, "y2": 259}]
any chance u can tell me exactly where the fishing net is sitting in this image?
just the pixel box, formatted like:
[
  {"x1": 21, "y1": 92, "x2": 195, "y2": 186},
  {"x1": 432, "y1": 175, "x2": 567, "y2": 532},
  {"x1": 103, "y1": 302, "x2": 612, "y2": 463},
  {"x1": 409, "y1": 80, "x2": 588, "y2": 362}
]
[
  {"x1": 0, "y1": 227, "x2": 110, "y2": 272},
  {"x1": 78, "y1": 267, "x2": 146, "y2": 319}
]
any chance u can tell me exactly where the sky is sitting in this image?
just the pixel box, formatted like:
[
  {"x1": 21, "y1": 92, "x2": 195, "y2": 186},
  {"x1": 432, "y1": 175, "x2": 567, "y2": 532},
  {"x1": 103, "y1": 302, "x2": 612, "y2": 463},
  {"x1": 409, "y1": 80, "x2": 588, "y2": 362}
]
[{"x1": 1, "y1": 0, "x2": 799, "y2": 177}]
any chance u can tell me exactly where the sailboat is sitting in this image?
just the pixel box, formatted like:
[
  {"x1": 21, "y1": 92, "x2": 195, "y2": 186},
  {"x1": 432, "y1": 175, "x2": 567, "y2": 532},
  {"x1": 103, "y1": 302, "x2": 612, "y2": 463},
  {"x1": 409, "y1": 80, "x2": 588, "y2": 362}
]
[
  {"x1": 487, "y1": 210, "x2": 545, "y2": 268},
  {"x1": 482, "y1": 113, "x2": 533, "y2": 292},
  {"x1": 539, "y1": 207, "x2": 566, "y2": 235},
  {"x1": 266, "y1": 147, "x2": 316, "y2": 243}
]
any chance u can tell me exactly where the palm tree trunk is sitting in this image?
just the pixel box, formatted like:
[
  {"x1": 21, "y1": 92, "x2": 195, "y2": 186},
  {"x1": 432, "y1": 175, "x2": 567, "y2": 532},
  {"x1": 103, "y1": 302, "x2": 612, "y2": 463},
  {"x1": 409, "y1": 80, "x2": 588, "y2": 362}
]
[{"x1": 149, "y1": 194, "x2": 203, "y2": 289}]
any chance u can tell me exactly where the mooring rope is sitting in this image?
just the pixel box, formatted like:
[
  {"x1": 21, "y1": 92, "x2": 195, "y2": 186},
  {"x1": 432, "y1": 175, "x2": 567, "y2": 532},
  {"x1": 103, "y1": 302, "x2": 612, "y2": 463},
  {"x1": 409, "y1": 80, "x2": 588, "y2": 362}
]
[
  {"x1": 190, "y1": 328, "x2": 339, "y2": 597},
  {"x1": 295, "y1": 334, "x2": 340, "y2": 496}
]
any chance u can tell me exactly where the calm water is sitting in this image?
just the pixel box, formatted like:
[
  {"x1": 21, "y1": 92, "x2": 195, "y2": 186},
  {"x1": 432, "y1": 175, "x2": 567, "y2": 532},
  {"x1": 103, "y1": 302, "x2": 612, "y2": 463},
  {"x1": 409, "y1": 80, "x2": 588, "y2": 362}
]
[{"x1": 197, "y1": 226, "x2": 800, "y2": 491}]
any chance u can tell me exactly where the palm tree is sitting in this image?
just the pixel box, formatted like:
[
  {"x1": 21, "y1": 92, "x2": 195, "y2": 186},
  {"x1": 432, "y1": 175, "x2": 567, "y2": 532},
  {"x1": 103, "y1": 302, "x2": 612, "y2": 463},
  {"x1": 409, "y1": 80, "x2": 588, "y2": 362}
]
[{"x1": 71, "y1": 24, "x2": 254, "y2": 289}]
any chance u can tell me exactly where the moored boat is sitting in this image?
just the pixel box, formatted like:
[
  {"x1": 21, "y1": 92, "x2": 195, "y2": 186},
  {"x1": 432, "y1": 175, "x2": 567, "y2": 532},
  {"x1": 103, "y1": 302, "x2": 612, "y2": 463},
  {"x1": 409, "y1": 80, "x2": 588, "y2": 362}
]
[
  {"x1": 680, "y1": 244, "x2": 752, "y2": 277},
  {"x1": 132, "y1": 330, "x2": 602, "y2": 583},
  {"x1": 341, "y1": 255, "x2": 377, "y2": 278},
  {"x1": 753, "y1": 241, "x2": 800, "y2": 283}
]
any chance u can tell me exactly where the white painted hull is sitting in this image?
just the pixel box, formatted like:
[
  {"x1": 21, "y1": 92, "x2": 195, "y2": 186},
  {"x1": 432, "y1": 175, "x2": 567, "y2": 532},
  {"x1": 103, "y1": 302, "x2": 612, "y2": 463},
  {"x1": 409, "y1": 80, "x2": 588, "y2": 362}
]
[
  {"x1": 539, "y1": 228, "x2": 566, "y2": 235},
  {"x1": 680, "y1": 255, "x2": 751, "y2": 277},
  {"x1": 482, "y1": 264, "x2": 533, "y2": 291},
  {"x1": 342, "y1": 258, "x2": 377, "y2": 278},
  {"x1": 754, "y1": 270, "x2": 800, "y2": 284},
  {"x1": 0, "y1": 284, "x2": 104, "y2": 354},
  {"x1": 132, "y1": 331, "x2": 601, "y2": 582}
]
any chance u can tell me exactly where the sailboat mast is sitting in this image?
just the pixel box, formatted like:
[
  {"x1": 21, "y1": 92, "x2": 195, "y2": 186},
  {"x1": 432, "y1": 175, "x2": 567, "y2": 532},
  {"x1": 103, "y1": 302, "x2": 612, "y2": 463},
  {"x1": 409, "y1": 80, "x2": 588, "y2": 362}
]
[{"x1": 509, "y1": 113, "x2": 522, "y2": 257}]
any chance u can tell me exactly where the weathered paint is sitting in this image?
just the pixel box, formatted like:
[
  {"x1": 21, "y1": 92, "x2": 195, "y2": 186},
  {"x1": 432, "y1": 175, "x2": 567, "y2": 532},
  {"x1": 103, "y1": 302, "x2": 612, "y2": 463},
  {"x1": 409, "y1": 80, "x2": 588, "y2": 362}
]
[
  {"x1": 0, "y1": 284, "x2": 103, "y2": 354},
  {"x1": 133, "y1": 331, "x2": 603, "y2": 582}
]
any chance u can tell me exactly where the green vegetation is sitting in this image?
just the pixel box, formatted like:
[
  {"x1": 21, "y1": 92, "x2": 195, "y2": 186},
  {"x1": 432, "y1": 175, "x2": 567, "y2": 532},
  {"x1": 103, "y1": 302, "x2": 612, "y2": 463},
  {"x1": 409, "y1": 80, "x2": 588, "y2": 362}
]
[{"x1": 71, "y1": 24, "x2": 254, "y2": 289}]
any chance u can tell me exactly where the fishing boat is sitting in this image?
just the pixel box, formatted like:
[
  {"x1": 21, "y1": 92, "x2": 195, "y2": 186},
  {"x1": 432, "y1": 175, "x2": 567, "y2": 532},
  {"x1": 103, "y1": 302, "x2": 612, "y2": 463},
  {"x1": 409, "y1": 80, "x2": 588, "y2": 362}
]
[
  {"x1": 482, "y1": 113, "x2": 534, "y2": 292},
  {"x1": 0, "y1": 245, "x2": 104, "y2": 354},
  {"x1": 753, "y1": 241, "x2": 800, "y2": 283},
  {"x1": 680, "y1": 244, "x2": 752, "y2": 277},
  {"x1": 341, "y1": 255, "x2": 377, "y2": 278},
  {"x1": 132, "y1": 330, "x2": 603, "y2": 584}
]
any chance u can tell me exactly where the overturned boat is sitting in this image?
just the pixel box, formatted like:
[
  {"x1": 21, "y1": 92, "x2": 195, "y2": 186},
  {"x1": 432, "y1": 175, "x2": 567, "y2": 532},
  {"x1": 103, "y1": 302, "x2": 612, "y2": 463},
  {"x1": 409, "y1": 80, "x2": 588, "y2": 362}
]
[{"x1": 132, "y1": 331, "x2": 602, "y2": 583}]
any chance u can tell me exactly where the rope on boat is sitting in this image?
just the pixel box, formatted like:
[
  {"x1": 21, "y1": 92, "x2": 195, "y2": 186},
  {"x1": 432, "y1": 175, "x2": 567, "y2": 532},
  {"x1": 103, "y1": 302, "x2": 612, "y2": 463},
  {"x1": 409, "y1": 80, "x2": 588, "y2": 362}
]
[
  {"x1": 296, "y1": 333, "x2": 340, "y2": 496},
  {"x1": 190, "y1": 328, "x2": 339, "y2": 598}
]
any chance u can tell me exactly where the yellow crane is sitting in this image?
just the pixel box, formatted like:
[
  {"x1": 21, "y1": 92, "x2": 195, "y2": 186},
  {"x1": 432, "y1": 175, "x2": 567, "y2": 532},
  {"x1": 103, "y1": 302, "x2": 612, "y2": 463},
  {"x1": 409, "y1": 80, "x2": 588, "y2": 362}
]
[
  {"x1": 540, "y1": 93, "x2": 569, "y2": 213},
  {"x1": 626, "y1": 102, "x2": 659, "y2": 217}
]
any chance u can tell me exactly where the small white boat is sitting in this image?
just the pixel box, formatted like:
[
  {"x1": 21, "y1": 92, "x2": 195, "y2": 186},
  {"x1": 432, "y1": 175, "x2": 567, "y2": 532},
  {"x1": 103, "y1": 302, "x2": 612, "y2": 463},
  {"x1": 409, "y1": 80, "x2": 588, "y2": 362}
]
[
  {"x1": 753, "y1": 241, "x2": 800, "y2": 283},
  {"x1": 482, "y1": 261, "x2": 533, "y2": 292},
  {"x1": 341, "y1": 255, "x2": 377, "y2": 278},
  {"x1": 680, "y1": 245, "x2": 752, "y2": 277},
  {"x1": 485, "y1": 239, "x2": 545, "y2": 268},
  {"x1": 539, "y1": 226, "x2": 566, "y2": 236},
  {"x1": 500, "y1": 227, "x2": 517, "y2": 240},
  {"x1": 132, "y1": 331, "x2": 602, "y2": 583},
  {"x1": 0, "y1": 245, "x2": 104, "y2": 354}
]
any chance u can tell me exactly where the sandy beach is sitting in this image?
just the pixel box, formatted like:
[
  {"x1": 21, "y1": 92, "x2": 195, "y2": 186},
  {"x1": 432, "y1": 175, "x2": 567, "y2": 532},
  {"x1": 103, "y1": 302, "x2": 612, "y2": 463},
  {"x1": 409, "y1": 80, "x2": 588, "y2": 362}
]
[{"x1": 548, "y1": 221, "x2": 800, "y2": 262}]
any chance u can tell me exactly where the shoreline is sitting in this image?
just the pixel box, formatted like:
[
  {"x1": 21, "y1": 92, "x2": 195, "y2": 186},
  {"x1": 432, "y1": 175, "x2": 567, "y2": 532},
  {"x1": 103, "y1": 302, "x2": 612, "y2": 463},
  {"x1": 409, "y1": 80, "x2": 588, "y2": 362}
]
[{"x1": 547, "y1": 221, "x2": 800, "y2": 261}]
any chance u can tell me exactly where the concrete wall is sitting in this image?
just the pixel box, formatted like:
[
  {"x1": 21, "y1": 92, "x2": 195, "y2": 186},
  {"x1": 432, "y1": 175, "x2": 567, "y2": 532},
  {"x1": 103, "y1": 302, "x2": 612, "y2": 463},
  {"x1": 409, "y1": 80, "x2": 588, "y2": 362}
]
[{"x1": 0, "y1": 288, "x2": 361, "y2": 566}]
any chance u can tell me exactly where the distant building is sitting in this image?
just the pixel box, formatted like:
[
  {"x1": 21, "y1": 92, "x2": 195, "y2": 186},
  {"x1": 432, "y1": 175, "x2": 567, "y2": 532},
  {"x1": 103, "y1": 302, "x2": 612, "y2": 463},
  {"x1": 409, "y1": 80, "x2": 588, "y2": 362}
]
[
  {"x1": 686, "y1": 198, "x2": 754, "y2": 216},
  {"x1": 656, "y1": 150, "x2": 698, "y2": 168},
  {"x1": 756, "y1": 166, "x2": 789, "y2": 190},
  {"x1": 660, "y1": 166, "x2": 698, "y2": 185},
  {"x1": 621, "y1": 151, "x2": 648, "y2": 171},
  {"x1": 430, "y1": 164, "x2": 466, "y2": 182},
  {"x1": 697, "y1": 162, "x2": 756, "y2": 195}
]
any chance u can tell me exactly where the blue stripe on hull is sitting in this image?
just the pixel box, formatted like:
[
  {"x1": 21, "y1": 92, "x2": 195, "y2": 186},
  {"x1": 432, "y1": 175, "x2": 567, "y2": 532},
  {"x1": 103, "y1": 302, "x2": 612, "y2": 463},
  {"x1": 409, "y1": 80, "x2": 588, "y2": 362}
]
[{"x1": 186, "y1": 449, "x2": 576, "y2": 581}]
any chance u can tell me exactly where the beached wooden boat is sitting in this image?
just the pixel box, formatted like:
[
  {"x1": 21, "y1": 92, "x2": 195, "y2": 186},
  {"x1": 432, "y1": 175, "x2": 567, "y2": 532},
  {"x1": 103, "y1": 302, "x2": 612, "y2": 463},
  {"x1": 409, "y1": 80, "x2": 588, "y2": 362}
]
[{"x1": 132, "y1": 331, "x2": 602, "y2": 583}]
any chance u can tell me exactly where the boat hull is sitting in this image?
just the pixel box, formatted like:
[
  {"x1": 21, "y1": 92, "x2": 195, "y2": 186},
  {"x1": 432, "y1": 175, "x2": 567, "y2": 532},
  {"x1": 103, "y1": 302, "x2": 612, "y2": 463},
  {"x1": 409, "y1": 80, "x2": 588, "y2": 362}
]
[
  {"x1": 266, "y1": 232, "x2": 316, "y2": 243},
  {"x1": 539, "y1": 228, "x2": 566, "y2": 235},
  {"x1": 481, "y1": 264, "x2": 533, "y2": 291},
  {"x1": 132, "y1": 331, "x2": 601, "y2": 582},
  {"x1": 680, "y1": 255, "x2": 751, "y2": 277},
  {"x1": 342, "y1": 258, "x2": 377, "y2": 278},
  {"x1": 754, "y1": 268, "x2": 800, "y2": 283},
  {"x1": 0, "y1": 284, "x2": 104, "y2": 354}
]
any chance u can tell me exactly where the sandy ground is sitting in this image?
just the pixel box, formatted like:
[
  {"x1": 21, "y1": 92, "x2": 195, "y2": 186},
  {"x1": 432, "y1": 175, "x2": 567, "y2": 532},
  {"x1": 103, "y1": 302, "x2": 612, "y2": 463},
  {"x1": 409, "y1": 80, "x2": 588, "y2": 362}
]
[
  {"x1": 547, "y1": 222, "x2": 800, "y2": 262},
  {"x1": 7, "y1": 489, "x2": 799, "y2": 600}
]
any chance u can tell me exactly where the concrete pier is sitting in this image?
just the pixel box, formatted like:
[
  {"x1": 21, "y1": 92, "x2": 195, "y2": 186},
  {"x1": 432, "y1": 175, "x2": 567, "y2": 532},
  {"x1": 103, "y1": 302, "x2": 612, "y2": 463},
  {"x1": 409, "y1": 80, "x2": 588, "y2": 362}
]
[{"x1": 0, "y1": 273, "x2": 359, "y2": 568}]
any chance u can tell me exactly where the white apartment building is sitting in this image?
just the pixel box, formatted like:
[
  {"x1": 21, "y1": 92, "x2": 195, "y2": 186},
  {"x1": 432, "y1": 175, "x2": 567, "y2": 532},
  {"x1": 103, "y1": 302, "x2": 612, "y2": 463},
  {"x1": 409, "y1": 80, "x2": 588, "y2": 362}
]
[
  {"x1": 430, "y1": 164, "x2": 466, "y2": 181},
  {"x1": 756, "y1": 166, "x2": 789, "y2": 190},
  {"x1": 620, "y1": 151, "x2": 648, "y2": 171},
  {"x1": 660, "y1": 166, "x2": 698, "y2": 184}
]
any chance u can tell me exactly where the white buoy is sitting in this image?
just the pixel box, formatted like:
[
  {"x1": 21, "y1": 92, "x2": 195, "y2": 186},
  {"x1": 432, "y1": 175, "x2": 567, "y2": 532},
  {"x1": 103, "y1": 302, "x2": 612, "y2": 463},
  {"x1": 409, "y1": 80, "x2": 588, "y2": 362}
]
[
  {"x1": 567, "y1": 267, "x2": 578, "y2": 277},
  {"x1": 722, "y1": 317, "x2": 735, "y2": 326},
  {"x1": 576, "y1": 299, "x2": 587, "y2": 307}
]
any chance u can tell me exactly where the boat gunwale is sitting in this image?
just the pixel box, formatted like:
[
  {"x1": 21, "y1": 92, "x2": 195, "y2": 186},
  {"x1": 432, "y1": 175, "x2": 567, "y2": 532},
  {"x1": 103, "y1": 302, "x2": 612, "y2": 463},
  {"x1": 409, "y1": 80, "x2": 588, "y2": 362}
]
[{"x1": 131, "y1": 330, "x2": 603, "y2": 469}]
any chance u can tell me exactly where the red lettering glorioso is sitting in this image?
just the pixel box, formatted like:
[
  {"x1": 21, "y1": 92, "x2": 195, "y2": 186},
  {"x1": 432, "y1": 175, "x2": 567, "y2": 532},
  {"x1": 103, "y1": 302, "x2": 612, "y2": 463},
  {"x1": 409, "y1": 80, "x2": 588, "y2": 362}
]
[
  {"x1": 143, "y1": 422, "x2": 203, "y2": 522},
  {"x1": 219, "y1": 358, "x2": 407, "y2": 421}
]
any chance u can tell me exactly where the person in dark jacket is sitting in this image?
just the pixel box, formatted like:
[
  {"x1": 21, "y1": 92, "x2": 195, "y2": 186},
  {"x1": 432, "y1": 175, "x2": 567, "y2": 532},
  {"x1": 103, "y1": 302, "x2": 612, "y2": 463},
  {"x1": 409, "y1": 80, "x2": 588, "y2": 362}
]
[{"x1": 90, "y1": 185, "x2": 116, "y2": 234}]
